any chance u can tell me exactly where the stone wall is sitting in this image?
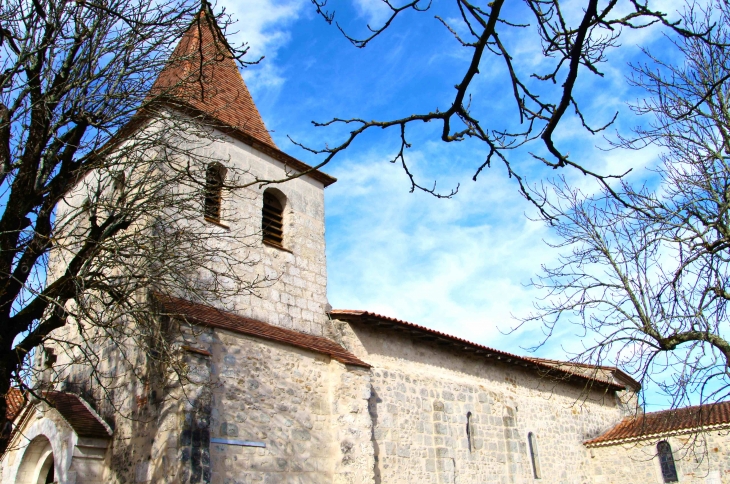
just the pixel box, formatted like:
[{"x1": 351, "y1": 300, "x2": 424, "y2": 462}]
[
  {"x1": 50, "y1": 122, "x2": 331, "y2": 339},
  {"x1": 589, "y1": 431, "x2": 730, "y2": 484},
  {"x1": 27, "y1": 121, "x2": 338, "y2": 483},
  {"x1": 332, "y1": 319, "x2": 629, "y2": 484},
  {"x1": 200, "y1": 135, "x2": 330, "y2": 337},
  {"x1": 182, "y1": 325, "x2": 373, "y2": 484}
]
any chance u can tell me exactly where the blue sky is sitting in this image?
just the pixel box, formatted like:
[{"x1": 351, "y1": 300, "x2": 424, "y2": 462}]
[{"x1": 218, "y1": 0, "x2": 687, "y2": 409}]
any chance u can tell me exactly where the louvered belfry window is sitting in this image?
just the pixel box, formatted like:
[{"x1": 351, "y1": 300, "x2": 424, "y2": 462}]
[
  {"x1": 262, "y1": 191, "x2": 284, "y2": 246},
  {"x1": 204, "y1": 163, "x2": 225, "y2": 222}
]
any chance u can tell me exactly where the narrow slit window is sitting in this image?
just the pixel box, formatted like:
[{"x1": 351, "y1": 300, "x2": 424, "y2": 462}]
[
  {"x1": 262, "y1": 190, "x2": 284, "y2": 247},
  {"x1": 657, "y1": 441, "x2": 678, "y2": 482},
  {"x1": 528, "y1": 432, "x2": 541, "y2": 479},
  {"x1": 204, "y1": 163, "x2": 225, "y2": 222},
  {"x1": 466, "y1": 411, "x2": 473, "y2": 452},
  {"x1": 112, "y1": 172, "x2": 125, "y2": 204}
]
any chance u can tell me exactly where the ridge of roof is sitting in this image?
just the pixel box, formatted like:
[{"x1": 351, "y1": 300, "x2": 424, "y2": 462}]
[
  {"x1": 585, "y1": 400, "x2": 730, "y2": 447},
  {"x1": 150, "y1": 10, "x2": 277, "y2": 149},
  {"x1": 330, "y1": 309, "x2": 626, "y2": 391},
  {"x1": 154, "y1": 294, "x2": 370, "y2": 368}
]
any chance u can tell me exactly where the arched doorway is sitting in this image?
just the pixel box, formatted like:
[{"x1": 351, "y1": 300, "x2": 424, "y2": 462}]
[
  {"x1": 15, "y1": 435, "x2": 56, "y2": 484},
  {"x1": 38, "y1": 451, "x2": 54, "y2": 483}
]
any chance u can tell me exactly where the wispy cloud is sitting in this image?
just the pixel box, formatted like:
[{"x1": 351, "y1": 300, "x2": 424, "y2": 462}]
[
  {"x1": 352, "y1": 0, "x2": 393, "y2": 26},
  {"x1": 218, "y1": 0, "x2": 306, "y2": 90},
  {"x1": 325, "y1": 144, "x2": 562, "y2": 352}
]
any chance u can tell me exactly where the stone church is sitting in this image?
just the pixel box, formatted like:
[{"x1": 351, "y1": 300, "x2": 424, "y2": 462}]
[{"x1": 2, "y1": 11, "x2": 730, "y2": 484}]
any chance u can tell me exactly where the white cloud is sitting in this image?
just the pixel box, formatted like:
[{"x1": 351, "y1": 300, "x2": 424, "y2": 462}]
[
  {"x1": 217, "y1": 0, "x2": 306, "y2": 89},
  {"x1": 352, "y1": 0, "x2": 393, "y2": 26},
  {"x1": 325, "y1": 146, "x2": 563, "y2": 353}
]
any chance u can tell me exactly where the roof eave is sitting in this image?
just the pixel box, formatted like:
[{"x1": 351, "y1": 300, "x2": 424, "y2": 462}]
[
  {"x1": 331, "y1": 310, "x2": 625, "y2": 392},
  {"x1": 152, "y1": 99, "x2": 337, "y2": 187},
  {"x1": 584, "y1": 421, "x2": 730, "y2": 447},
  {"x1": 100, "y1": 99, "x2": 337, "y2": 188},
  {"x1": 153, "y1": 294, "x2": 369, "y2": 368}
]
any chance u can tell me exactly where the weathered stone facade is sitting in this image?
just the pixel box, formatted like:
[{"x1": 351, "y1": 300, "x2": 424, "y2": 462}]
[
  {"x1": 333, "y1": 317, "x2": 629, "y2": 484},
  {"x1": 202, "y1": 328, "x2": 373, "y2": 484}
]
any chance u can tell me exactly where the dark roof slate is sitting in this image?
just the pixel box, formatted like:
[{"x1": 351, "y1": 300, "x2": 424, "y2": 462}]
[
  {"x1": 585, "y1": 401, "x2": 730, "y2": 447},
  {"x1": 155, "y1": 294, "x2": 370, "y2": 368}
]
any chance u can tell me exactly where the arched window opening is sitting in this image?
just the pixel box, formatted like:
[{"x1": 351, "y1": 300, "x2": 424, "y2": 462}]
[
  {"x1": 657, "y1": 440, "x2": 678, "y2": 482},
  {"x1": 528, "y1": 432, "x2": 541, "y2": 479},
  {"x1": 466, "y1": 411, "x2": 473, "y2": 452},
  {"x1": 262, "y1": 189, "x2": 285, "y2": 247},
  {"x1": 204, "y1": 163, "x2": 226, "y2": 222}
]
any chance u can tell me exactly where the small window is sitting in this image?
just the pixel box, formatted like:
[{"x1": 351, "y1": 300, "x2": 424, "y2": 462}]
[
  {"x1": 466, "y1": 411, "x2": 473, "y2": 452},
  {"x1": 657, "y1": 441, "x2": 678, "y2": 482},
  {"x1": 204, "y1": 163, "x2": 226, "y2": 222},
  {"x1": 528, "y1": 432, "x2": 541, "y2": 479},
  {"x1": 112, "y1": 172, "x2": 125, "y2": 193},
  {"x1": 111, "y1": 172, "x2": 126, "y2": 206},
  {"x1": 43, "y1": 347, "x2": 57, "y2": 368},
  {"x1": 262, "y1": 189, "x2": 284, "y2": 247}
]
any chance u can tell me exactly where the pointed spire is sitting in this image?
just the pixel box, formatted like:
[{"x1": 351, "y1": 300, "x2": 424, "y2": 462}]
[{"x1": 151, "y1": 9, "x2": 277, "y2": 148}]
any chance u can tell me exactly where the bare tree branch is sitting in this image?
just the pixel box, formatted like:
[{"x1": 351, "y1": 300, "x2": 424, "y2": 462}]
[
  {"x1": 300, "y1": 0, "x2": 713, "y2": 208},
  {"x1": 520, "y1": 0, "x2": 730, "y2": 417}
]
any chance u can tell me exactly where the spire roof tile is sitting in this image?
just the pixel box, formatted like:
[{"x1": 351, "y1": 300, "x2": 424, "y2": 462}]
[{"x1": 151, "y1": 12, "x2": 277, "y2": 148}]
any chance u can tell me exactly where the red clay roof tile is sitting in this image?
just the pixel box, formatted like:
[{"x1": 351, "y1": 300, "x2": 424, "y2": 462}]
[
  {"x1": 144, "y1": 12, "x2": 337, "y2": 188},
  {"x1": 526, "y1": 357, "x2": 640, "y2": 390},
  {"x1": 151, "y1": 12, "x2": 276, "y2": 149},
  {"x1": 44, "y1": 392, "x2": 112, "y2": 439},
  {"x1": 155, "y1": 294, "x2": 370, "y2": 368},
  {"x1": 5, "y1": 388, "x2": 24, "y2": 421},
  {"x1": 585, "y1": 401, "x2": 730, "y2": 447},
  {"x1": 6, "y1": 391, "x2": 112, "y2": 441}
]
